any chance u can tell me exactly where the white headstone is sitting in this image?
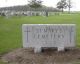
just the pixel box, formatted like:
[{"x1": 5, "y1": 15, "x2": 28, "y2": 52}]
[{"x1": 22, "y1": 24, "x2": 76, "y2": 53}]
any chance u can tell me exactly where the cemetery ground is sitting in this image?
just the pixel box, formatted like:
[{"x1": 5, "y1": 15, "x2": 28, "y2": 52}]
[{"x1": 0, "y1": 13, "x2": 80, "y2": 64}]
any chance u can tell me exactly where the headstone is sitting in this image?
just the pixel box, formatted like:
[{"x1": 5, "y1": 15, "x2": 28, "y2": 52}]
[{"x1": 22, "y1": 24, "x2": 76, "y2": 53}]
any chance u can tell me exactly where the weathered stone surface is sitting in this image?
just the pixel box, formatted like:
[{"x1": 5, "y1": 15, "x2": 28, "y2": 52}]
[{"x1": 22, "y1": 24, "x2": 76, "y2": 53}]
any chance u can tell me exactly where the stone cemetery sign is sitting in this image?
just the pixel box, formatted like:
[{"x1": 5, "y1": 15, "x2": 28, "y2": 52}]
[{"x1": 22, "y1": 24, "x2": 76, "y2": 53}]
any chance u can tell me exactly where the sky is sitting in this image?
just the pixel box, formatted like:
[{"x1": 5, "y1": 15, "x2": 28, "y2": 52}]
[{"x1": 0, "y1": 0, "x2": 80, "y2": 11}]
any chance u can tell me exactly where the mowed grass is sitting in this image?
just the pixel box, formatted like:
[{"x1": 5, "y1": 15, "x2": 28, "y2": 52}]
[{"x1": 0, "y1": 14, "x2": 80, "y2": 55}]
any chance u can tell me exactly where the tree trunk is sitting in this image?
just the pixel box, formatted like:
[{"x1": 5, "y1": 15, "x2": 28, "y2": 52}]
[
  {"x1": 68, "y1": 7, "x2": 70, "y2": 13},
  {"x1": 62, "y1": 8, "x2": 64, "y2": 13}
]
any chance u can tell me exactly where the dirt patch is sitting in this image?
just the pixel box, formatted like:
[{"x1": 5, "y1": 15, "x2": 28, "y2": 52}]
[{"x1": 1, "y1": 48, "x2": 80, "y2": 64}]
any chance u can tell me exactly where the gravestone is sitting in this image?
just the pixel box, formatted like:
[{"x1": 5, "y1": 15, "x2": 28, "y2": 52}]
[{"x1": 22, "y1": 24, "x2": 76, "y2": 53}]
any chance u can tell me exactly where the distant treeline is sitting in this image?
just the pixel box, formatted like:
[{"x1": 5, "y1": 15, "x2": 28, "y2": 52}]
[{"x1": 0, "y1": 5, "x2": 60, "y2": 12}]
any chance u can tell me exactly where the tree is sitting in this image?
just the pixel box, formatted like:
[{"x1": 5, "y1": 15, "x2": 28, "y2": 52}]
[
  {"x1": 67, "y1": 0, "x2": 72, "y2": 13},
  {"x1": 57, "y1": 0, "x2": 68, "y2": 12},
  {"x1": 28, "y1": 0, "x2": 43, "y2": 10}
]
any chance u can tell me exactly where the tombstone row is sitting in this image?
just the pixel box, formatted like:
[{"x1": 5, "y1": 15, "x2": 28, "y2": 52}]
[{"x1": 0, "y1": 10, "x2": 60, "y2": 17}]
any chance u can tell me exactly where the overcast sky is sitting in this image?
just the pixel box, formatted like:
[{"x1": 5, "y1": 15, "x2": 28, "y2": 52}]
[{"x1": 0, "y1": 0, "x2": 80, "y2": 11}]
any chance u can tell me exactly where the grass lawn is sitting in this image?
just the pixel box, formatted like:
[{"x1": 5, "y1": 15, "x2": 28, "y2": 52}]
[
  {"x1": 0, "y1": 14, "x2": 80, "y2": 56},
  {"x1": 0, "y1": 60, "x2": 8, "y2": 64}
]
